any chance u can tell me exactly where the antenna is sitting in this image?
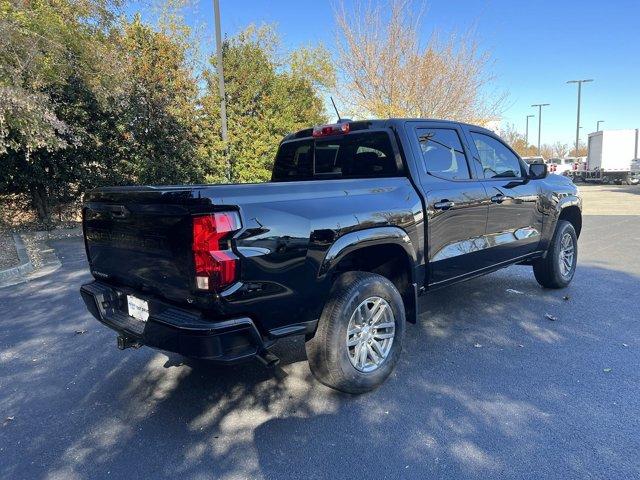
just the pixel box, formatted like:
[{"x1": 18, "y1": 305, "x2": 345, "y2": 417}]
[{"x1": 330, "y1": 97, "x2": 342, "y2": 122}]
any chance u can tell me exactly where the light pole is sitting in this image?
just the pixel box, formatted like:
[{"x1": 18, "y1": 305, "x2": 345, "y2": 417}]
[
  {"x1": 596, "y1": 120, "x2": 604, "y2": 132},
  {"x1": 213, "y1": 0, "x2": 230, "y2": 179},
  {"x1": 531, "y1": 104, "x2": 550, "y2": 156},
  {"x1": 567, "y1": 79, "x2": 593, "y2": 156},
  {"x1": 525, "y1": 114, "x2": 535, "y2": 145}
]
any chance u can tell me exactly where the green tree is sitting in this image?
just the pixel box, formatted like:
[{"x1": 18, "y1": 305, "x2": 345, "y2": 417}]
[
  {"x1": 0, "y1": 1, "x2": 203, "y2": 225},
  {"x1": 199, "y1": 25, "x2": 333, "y2": 183},
  {"x1": 1, "y1": 4, "x2": 333, "y2": 227},
  {"x1": 0, "y1": 0, "x2": 123, "y2": 224},
  {"x1": 116, "y1": 15, "x2": 203, "y2": 185}
]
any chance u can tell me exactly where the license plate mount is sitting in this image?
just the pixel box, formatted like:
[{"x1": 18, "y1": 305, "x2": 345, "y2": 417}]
[{"x1": 127, "y1": 295, "x2": 149, "y2": 322}]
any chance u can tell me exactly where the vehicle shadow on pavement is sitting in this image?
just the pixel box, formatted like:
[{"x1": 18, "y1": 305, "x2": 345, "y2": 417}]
[
  {"x1": 1, "y1": 238, "x2": 639, "y2": 479},
  {"x1": 251, "y1": 262, "x2": 640, "y2": 479}
]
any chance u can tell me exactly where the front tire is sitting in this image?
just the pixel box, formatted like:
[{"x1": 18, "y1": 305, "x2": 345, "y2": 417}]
[
  {"x1": 533, "y1": 220, "x2": 578, "y2": 288},
  {"x1": 305, "y1": 272, "x2": 405, "y2": 394}
]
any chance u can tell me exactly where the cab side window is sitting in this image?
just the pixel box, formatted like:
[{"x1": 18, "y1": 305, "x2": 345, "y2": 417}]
[
  {"x1": 416, "y1": 128, "x2": 471, "y2": 180},
  {"x1": 470, "y1": 132, "x2": 524, "y2": 179}
]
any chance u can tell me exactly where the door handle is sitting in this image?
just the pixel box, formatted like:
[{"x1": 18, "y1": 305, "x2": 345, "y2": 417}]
[
  {"x1": 434, "y1": 200, "x2": 455, "y2": 210},
  {"x1": 491, "y1": 194, "x2": 506, "y2": 204}
]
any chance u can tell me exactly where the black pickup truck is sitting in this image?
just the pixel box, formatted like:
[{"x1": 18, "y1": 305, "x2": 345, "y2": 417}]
[{"x1": 80, "y1": 119, "x2": 582, "y2": 393}]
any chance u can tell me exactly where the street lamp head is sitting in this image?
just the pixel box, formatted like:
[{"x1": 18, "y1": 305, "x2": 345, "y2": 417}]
[
  {"x1": 567, "y1": 79, "x2": 594, "y2": 84},
  {"x1": 531, "y1": 103, "x2": 550, "y2": 107}
]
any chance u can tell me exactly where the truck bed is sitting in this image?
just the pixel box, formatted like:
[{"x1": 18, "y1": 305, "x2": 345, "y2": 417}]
[{"x1": 83, "y1": 178, "x2": 424, "y2": 334}]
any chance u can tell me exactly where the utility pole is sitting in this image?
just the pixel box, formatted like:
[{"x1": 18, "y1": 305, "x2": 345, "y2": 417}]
[
  {"x1": 531, "y1": 104, "x2": 550, "y2": 156},
  {"x1": 567, "y1": 79, "x2": 593, "y2": 156},
  {"x1": 596, "y1": 120, "x2": 604, "y2": 132},
  {"x1": 525, "y1": 114, "x2": 535, "y2": 145},
  {"x1": 213, "y1": 0, "x2": 230, "y2": 179}
]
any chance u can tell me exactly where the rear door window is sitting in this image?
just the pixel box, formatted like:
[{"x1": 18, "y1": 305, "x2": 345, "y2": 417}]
[
  {"x1": 416, "y1": 128, "x2": 471, "y2": 180},
  {"x1": 271, "y1": 131, "x2": 399, "y2": 181}
]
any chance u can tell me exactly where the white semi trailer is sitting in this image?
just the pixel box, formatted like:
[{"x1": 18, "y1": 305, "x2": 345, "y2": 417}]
[{"x1": 572, "y1": 129, "x2": 640, "y2": 184}]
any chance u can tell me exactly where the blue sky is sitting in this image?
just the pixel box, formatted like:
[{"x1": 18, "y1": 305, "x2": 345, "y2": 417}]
[{"x1": 130, "y1": 0, "x2": 640, "y2": 146}]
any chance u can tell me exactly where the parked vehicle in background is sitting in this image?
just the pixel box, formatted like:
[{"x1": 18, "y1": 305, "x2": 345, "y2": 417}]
[
  {"x1": 572, "y1": 129, "x2": 640, "y2": 185},
  {"x1": 547, "y1": 157, "x2": 575, "y2": 176},
  {"x1": 80, "y1": 119, "x2": 582, "y2": 394}
]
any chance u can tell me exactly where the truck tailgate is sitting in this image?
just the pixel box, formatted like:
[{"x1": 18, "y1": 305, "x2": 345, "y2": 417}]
[{"x1": 83, "y1": 187, "x2": 201, "y2": 303}]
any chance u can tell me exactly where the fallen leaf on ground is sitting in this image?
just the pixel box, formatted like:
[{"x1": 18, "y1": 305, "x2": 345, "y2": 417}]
[
  {"x1": 506, "y1": 288, "x2": 524, "y2": 294},
  {"x1": 474, "y1": 343, "x2": 482, "y2": 348},
  {"x1": 3, "y1": 416, "x2": 14, "y2": 426},
  {"x1": 622, "y1": 343, "x2": 629, "y2": 347},
  {"x1": 603, "y1": 368, "x2": 612, "y2": 373},
  {"x1": 545, "y1": 313, "x2": 558, "y2": 321},
  {"x1": 563, "y1": 295, "x2": 570, "y2": 301},
  {"x1": 74, "y1": 330, "x2": 87, "y2": 335}
]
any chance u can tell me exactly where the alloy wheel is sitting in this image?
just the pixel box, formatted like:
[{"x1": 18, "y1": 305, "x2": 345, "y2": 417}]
[
  {"x1": 346, "y1": 296, "x2": 395, "y2": 373},
  {"x1": 559, "y1": 232, "x2": 575, "y2": 277}
]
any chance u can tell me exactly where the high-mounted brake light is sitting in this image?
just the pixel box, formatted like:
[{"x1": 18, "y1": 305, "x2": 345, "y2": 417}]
[
  {"x1": 192, "y1": 212, "x2": 241, "y2": 291},
  {"x1": 312, "y1": 122, "x2": 350, "y2": 138}
]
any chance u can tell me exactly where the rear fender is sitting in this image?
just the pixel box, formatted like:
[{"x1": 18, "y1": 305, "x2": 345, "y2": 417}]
[
  {"x1": 318, "y1": 227, "x2": 417, "y2": 279},
  {"x1": 318, "y1": 227, "x2": 419, "y2": 324}
]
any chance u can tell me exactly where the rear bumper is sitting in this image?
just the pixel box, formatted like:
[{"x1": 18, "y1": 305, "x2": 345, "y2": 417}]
[{"x1": 80, "y1": 281, "x2": 270, "y2": 362}]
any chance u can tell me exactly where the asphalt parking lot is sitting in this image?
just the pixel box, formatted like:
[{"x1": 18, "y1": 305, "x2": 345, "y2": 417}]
[{"x1": 1, "y1": 184, "x2": 639, "y2": 480}]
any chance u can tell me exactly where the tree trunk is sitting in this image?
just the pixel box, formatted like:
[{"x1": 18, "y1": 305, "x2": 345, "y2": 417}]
[{"x1": 30, "y1": 184, "x2": 52, "y2": 229}]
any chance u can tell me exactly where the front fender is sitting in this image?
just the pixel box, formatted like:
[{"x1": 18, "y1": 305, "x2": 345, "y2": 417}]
[
  {"x1": 540, "y1": 192, "x2": 582, "y2": 251},
  {"x1": 555, "y1": 193, "x2": 582, "y2": 213}
]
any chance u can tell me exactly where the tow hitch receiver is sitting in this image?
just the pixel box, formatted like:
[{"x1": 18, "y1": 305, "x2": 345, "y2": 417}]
[
  {"x1": 117, "y1": 335, "x2": 142, "y2": 350},
  {"x1": 256, "y1": 349, "x2": 280, "y2": 367}
]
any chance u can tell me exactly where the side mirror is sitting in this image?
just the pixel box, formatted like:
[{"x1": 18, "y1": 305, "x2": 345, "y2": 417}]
[{"x1": 528, "y1": 163, "x2": 547, "y2": 179}]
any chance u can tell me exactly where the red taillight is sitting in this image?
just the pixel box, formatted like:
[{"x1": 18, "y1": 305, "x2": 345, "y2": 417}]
[
  {"x1": 312, "y1": 122, "x2": 350, "y2": 138},
  {"x1": 192, "y1": 212, "x2": 241, "y2": 291}
]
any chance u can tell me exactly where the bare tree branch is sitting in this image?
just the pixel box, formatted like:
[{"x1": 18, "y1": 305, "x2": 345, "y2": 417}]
[{"x1": 334, "y1": 0, "x2": 507, "y2": 124}]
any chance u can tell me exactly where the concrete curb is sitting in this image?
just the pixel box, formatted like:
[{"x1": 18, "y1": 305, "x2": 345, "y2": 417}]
[
  {"x1": 0, "y1": 234, "x2": 35, "y2": 287},
  {"x1": 0, "y1": 228, "x2": 81, "y2": 288}
]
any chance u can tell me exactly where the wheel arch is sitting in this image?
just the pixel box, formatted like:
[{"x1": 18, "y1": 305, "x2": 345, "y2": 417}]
[
  {"x1": 557, "y1": 203, "x2": 582, "y2": 238},
  {"x1": 318, "y1": 227, "x2": 419, "y2": 323}
]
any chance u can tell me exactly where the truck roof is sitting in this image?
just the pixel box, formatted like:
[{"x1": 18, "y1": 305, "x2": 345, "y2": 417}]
[{"x1": 283, "y1": 118, "x2": 495, "y2": 142}]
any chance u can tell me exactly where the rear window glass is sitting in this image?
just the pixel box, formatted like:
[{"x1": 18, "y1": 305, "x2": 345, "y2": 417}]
[
  {"x1": 271, "y1": 141, "x2": 313, "y2": 181},
  {"x1": 271, "y1": 131, "x2": 400, "y2": 181}
]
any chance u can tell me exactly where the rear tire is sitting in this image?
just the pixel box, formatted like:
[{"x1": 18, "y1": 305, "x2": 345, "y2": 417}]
[
  {"x1": 305, "y1": 272, "x2": 405, "y2": 394},
  {"x1": 533, "y1": 220, "x2": 578, "y2": 289}
]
